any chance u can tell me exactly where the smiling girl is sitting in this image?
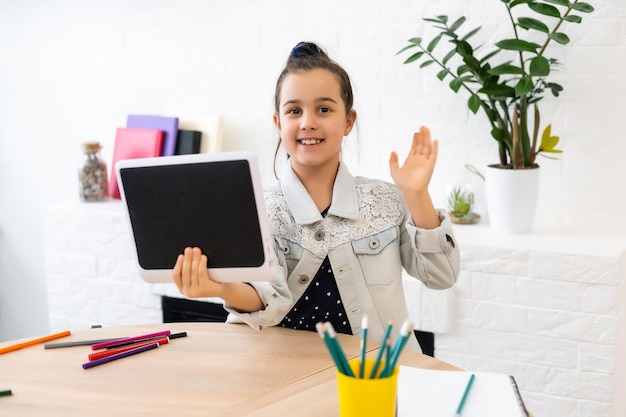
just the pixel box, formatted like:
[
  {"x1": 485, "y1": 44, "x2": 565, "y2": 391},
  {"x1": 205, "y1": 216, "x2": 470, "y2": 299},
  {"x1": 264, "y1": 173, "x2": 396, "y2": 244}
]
[{"x1": 173, "y1": 42, "x2": 460, "y2": 351}]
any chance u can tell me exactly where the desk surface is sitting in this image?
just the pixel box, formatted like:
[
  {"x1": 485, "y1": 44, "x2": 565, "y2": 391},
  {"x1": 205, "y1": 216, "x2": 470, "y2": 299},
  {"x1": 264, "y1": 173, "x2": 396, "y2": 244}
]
[{"x1": 0, "y1": 323, "x2": 458, "y2": 417}]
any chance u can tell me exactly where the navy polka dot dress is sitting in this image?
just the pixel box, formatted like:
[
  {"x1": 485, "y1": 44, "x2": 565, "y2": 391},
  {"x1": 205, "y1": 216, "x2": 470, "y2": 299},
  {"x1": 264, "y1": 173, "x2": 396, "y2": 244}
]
[{"x1": 278, "y1": 208, "x2": 353, "y2": 335}]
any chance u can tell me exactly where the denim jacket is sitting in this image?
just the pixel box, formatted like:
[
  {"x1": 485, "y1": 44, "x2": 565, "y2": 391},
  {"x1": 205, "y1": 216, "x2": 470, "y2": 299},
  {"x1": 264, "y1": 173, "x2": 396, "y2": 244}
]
[{"x1": 224, "y1": 162, "x2": 460, "y2": 351}]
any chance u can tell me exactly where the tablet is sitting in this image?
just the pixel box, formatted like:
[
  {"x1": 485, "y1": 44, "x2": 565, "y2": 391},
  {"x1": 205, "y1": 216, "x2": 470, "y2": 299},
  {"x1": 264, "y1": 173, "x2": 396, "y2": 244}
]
[{"x1": 115, "y1": 151, "x2": 276, "y2": 283}]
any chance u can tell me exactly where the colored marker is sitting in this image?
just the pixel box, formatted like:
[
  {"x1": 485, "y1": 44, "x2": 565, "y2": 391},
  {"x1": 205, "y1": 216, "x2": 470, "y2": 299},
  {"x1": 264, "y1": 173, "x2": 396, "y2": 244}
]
[
  {"x1": 104, "y1": 331, "x2": 186, "y2": 350},
  {"x1": 82, "y1": 342, "x2": 159, "y2": 369},
  {"x1": 0, "y1": 389, "x2": 12, "y2": 397},
  {"x1": 90, "y1": 330, "x2": 170, "y2": 350},
  {"x1": 88, "y1": 337, "x2": 169, "y2": 361},
  {"x1": 0, "y1": 330, "x2": 71, "y2": 355}
]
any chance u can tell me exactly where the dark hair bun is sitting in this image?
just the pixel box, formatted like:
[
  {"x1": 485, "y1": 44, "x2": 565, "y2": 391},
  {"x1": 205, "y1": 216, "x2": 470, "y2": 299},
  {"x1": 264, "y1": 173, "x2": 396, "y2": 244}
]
[{"x1": 290, "y1": 42, "x2": 325, "y2": 60}]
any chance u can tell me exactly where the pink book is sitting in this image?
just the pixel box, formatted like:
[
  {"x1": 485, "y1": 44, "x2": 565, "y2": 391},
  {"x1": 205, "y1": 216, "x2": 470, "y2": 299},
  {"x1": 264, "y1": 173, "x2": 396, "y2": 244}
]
[{"x1": 108, "y1": 127, "x2": 163, "y2": 199}]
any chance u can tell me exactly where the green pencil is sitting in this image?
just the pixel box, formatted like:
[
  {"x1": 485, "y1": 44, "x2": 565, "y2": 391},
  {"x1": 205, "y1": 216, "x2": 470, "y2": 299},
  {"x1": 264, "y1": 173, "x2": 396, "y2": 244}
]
[
  {"x1": 455, "y1": 374, "x2": 475, "y2": 416},
  {"x1": 359, "y1": 315, "x2": 368, "y2": 378},
  {"x1": 316, "y1": 322, "x2": 347, "y2": 375},
  {"x1": 326, "y1": 322, "x2": 354, "y2": 377},
  {"x1": 381, "y1": 319, "x2": 412, "y2": 377},
  {"x1": 370, "y1": 319, "x2": 393, "y2": 378},
  {"x1": 0, "y1": 389, "x2": 12, "y2": 397}
]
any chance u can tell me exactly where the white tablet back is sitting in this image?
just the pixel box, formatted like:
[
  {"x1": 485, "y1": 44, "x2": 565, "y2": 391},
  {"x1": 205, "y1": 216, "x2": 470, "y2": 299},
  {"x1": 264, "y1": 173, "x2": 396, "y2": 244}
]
[{"x1": 116, "y1": 151, "x2": 276, "y2": 283}]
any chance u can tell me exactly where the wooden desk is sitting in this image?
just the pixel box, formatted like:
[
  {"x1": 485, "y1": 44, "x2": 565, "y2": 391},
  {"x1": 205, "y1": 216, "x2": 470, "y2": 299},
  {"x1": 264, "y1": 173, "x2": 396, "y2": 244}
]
[{"x1": 0, "y1": 323, "x2": 458, "y2": 417}]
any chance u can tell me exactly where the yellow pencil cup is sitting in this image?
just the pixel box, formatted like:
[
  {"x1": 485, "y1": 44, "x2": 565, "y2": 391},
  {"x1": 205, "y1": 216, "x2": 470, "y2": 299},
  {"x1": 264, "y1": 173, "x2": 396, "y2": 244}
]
[{"x1": 336, "y1": 358, "x2": 398, "y2": 417}]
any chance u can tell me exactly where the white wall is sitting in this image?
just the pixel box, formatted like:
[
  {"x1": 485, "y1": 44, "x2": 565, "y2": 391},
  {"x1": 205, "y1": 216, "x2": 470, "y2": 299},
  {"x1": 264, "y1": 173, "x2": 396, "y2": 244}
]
[{"x1": 1, "y1": 0, "x2": 624, "y2": 341}]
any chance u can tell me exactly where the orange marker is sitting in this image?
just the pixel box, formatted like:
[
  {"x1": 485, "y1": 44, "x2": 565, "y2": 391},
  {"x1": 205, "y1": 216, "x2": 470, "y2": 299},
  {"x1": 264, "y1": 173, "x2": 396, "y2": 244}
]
[{"x1": 0, "y1": 330, "x2": 71, "y2": 355}]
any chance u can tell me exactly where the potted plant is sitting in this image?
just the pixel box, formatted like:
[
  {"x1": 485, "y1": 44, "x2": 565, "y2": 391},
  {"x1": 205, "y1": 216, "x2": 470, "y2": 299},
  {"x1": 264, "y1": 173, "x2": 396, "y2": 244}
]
[
  {"x1": 397, "y1": 0, "x2": 594, "y2": 233},
  {"x1": 447, "y1": 186, "x2": 480, "y2": 224}
]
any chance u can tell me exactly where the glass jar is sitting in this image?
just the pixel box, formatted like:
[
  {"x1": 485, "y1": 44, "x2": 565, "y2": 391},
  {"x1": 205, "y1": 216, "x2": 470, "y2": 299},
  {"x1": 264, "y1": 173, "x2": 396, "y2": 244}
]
[{"x1": 78, "y1": 141, "x2": 108, "y2": 202}]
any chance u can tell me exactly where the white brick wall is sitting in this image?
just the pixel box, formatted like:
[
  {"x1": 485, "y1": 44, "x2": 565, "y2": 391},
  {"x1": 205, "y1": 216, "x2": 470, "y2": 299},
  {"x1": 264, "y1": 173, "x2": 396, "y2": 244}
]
[
  {"x1": 43, "y1": 201, "x2": 626, "y2": 417},
  {"x1": 436, "y1": 225, "x2": 626, "y2": 417}
]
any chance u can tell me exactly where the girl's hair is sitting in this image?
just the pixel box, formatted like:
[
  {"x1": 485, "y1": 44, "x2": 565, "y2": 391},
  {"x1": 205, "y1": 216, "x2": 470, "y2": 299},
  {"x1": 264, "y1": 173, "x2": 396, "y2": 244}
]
[{"x1": 272, "y1": 42, "x2": 355, "y2": 178}]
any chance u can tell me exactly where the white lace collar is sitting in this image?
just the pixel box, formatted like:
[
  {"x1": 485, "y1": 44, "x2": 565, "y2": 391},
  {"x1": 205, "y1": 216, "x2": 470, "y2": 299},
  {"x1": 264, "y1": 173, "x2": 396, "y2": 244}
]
[{"x1": 280, "y1": 161, "x2": 359, "y2": 225}]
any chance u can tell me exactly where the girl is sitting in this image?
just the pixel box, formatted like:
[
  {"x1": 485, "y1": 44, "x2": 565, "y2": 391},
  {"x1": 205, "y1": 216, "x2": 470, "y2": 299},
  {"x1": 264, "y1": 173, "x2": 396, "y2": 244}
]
[{"x1": 173, "y1": 42, "x2": 460, "y2": 351}]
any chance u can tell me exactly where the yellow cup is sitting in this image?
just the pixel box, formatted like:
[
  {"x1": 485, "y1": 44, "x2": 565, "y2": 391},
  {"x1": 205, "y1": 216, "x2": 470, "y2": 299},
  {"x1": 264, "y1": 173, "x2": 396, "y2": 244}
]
[{"x1": 336, "y1": 358, "x2": 399, "y2": 417}]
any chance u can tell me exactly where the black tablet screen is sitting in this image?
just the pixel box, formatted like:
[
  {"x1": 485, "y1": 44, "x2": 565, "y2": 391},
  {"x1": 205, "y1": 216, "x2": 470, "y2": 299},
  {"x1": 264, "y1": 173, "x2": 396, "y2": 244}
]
[{"x1": 119, "y1": 159, "x2": 266, "y2": 269}]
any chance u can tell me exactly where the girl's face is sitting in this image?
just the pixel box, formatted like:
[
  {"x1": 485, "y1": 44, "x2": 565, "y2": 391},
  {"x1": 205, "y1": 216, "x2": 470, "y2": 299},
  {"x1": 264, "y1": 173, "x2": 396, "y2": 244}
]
[{"x1": 274, "y1": 68, "x2": 356, "y2": 175}]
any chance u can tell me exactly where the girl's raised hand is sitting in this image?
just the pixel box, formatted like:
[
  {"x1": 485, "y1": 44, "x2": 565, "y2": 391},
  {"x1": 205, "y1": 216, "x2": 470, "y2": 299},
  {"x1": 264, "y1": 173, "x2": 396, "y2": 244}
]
[
  {"x1": 389, "y1": 126, "x2": 438, "y2": 194},
  {"x1": 172, "y1": 247, "x2": 223, "y2": 298}
]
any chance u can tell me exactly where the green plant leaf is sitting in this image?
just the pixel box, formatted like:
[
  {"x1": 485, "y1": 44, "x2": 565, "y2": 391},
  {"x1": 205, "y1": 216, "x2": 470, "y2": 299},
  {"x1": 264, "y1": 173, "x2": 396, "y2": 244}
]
[
  {"x1": 457, "y1": 64, "x2": 472, "y2": 76},
  {"x1": 543, "y1": 0, "x2": 569, "y2": 6},
  {"x1": 515, "y1": 77, "x2": 534, "y2": 97},
  {"x1": 510, "y1": 0, "x2": 531, "y2": 7},
  {"x1": 437, "y1": 69, "x2": 450, "y2": 81},
  {"x1": 403, "y1": 51, "x2": 425, "y2": 64},
  {"x1": 449, "y1": 16, "x2": 466, "y2": 32},
  {"x1": 488, "y1": 64, "x2": 525, "y2": 75},
  {"x1": 479, "y1": 49, "x2": 501, "y2": 63},
  {"x1": 528, "y1": 2, "x2": 561, "y2": 18},
  {"x1": 461, "y1": 26, "x2": 481, "y2": 41},
  {"x1": 396, "y1": 44, "x2": 417, "y2": 56},
  {"x1": 547, "y1": 82, "x2": 564, "y2": 97},
  {"x1": 496, "y1": 39, "x2": 540, "y2": 52},
  {"x1": 517, "y1": 17, "x2": 550, "y2": 33},
  {"x1": 442, "y1": 48, "x2": 457, "y2": 65},
  {"x1": 420, "y1": 60, "x2": 435, "y2": 68},
  {"x1": 564, "y1": 15, "x2": 583, "y2": 23},
  {"x1": 408, "y1": 37, "x2": 422, "y2": 45},
  {"x1": 491, "y1": 127, "x2": 505, "y2": 141},
  {"x1": 529, "y1": 56, "x2": 550, "y2": 76},
  {"x1": 479, "y1": 84, "x2": 516, "y2": 98},
  {"x1": 450, "y1": 76, "x2": 473, "y2": 93},
  {"x1": 456, "y1": 40, "x2": 474, "y2": 56},
  {"x1": 427, "y1": 34, "x2": 443, "y2": 52},
  {"x1": 550, "y1": 32, "x2": 571, "y2": 45},
  {"x1": 468, "y1": 94, "x2": 482, "y2": 113},
  {"x1": 424, "y1": 15, "x2": 449, "y2": 24},
  {"x1": 571, "y1": 2, "x2": 594, "y2": 13}
]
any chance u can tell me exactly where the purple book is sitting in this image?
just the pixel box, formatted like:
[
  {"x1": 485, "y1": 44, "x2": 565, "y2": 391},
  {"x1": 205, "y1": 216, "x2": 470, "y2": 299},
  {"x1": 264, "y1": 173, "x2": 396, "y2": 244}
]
[{"x1": 126, "y1": 114, "x2": 179, "y2": 156}]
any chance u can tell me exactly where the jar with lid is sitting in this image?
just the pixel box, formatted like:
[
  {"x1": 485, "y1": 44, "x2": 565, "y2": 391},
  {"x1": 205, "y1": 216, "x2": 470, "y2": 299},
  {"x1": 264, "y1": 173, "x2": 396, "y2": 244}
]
[{"x1": 78, "y1": 141, "x2": 108, "y2": 202}]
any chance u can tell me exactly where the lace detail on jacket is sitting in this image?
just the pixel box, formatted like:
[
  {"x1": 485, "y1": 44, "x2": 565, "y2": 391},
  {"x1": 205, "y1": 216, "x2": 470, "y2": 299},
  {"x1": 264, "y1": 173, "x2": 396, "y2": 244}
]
[{"x1": 265, "y1": 179, "x2": 406, "y2": 259}]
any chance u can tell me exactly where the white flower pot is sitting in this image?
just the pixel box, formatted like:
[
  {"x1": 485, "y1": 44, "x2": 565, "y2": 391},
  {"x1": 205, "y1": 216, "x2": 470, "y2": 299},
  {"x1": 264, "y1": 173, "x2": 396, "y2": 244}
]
[{"x1": 484, "y1": 165, "x2": 540, "y2": 234}]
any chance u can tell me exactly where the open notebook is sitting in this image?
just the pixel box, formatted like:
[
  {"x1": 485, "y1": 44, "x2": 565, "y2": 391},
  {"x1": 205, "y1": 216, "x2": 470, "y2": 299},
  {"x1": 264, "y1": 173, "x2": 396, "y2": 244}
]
[{"x1": 397, "y1": 367, "x2": 529, "y2": 417}]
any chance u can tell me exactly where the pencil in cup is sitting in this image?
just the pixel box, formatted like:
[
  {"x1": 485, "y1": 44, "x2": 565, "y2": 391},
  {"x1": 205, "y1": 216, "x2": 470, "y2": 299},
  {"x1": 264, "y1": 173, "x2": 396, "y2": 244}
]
[{"x1": 336, "y1": 358, "x2": 399, "y2": 417}]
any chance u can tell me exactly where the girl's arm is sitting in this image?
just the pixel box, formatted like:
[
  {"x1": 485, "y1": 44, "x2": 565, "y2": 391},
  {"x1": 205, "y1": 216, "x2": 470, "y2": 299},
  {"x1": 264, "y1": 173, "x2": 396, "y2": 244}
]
[
  {"x1": 172, "y1": 247, "x2": 264, "y2": 312},
  {"x1": 389, "y1": 126, "x2": 441, "y2": 229}
]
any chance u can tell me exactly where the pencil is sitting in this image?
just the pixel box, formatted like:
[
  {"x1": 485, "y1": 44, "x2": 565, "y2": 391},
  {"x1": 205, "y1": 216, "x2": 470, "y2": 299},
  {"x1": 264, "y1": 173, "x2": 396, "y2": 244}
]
[
  {"x1": 0, "y1": 389, "x2": 12, "y2": 397},
  {"x1": 359, "y1": 315, "x2": 368, "y2": 378},
  {"x1": 82, "y1": 342, "x2": 159, "y2": 369},
  {"x1": 0, "y1": 330, "x2": 71, "y2": 355},
  {"x1": 326, "y1": 322, "x2": 354, "y2": 377},
  {"x1": 455, "y1": 373, "x2": 475, "y2": 416},
  {"x1": 88, "y1": 337, "x2": 169, "y2": 361},
  {"x1": 381, "y1": 319, "x2": 412, "y2": 377},
  {"x1": 370, "y1": 319, "x2": 393, "y2": 379},
  {"x1": 315, "y1": 322, "x2": 346, "y2": 375},
  {"x1": 90, "y1": 330, "x2": 170, "y2": 350}
]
